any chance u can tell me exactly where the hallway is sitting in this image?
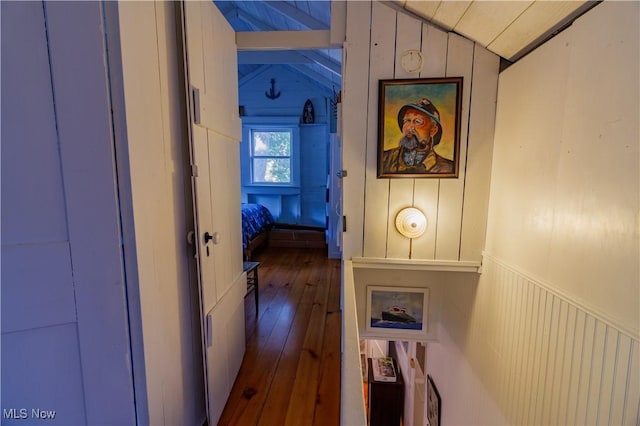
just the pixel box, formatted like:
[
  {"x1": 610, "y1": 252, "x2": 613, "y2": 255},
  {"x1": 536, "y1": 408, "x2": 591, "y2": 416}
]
[{"x1": 218, "y1": 247, "x2": 341, "y2": 425}]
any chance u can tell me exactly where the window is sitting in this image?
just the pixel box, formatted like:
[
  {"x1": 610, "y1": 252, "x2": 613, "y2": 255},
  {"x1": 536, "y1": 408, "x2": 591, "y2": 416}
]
[
  {"x1": 241, "y1": 119, "x2": 300, "y2": 188},
  {"x1": 250, "y1": 129, "x2": 293, "y2": 184}
]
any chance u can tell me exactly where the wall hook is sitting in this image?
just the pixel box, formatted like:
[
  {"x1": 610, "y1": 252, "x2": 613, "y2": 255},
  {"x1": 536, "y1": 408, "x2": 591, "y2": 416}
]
[{"x1": 265, "y1": 78, "x2": 281, "y2": 100}]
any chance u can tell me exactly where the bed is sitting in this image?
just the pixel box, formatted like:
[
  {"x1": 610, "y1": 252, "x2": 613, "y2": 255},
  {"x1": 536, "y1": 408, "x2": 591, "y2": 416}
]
[{"x1": 241, "y1": 203, "x2": 275, "y2": 260}]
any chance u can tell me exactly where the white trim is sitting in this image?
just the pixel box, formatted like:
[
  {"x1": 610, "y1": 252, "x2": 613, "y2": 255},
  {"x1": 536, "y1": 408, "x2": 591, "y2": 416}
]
[
  {"x1": 351, "y1": 257, "x2": 481, "y2": 273},
  {"x1": 341, "y1": 260, "x2": 368, "y2": 426},
  {"x1": 236, "y1": 30, "x2": 332, "y2": 50}
]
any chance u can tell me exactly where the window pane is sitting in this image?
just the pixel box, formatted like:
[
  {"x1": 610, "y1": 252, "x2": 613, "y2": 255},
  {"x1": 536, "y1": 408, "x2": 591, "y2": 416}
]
[
  {"x1": 252, "y1": 158, "x2": 291, "y2": 183},
  {"x1": 253, "y1": 131, "x2": 291, "y2": 156}
]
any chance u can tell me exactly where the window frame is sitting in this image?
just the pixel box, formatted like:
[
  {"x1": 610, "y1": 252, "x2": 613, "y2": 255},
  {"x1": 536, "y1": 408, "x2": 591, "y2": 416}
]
[
  {"x1": 250, "y1": 128, "x2": 293, "y2": 185},
  {"x1": 242, "y1": 120, "x2": 300, "y2": 188}
]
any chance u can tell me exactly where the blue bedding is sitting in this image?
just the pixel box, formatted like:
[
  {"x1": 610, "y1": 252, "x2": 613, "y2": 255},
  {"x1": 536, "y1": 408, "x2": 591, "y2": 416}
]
[{"x1": 241, "y1": 203, "x2": 274, "y2": 249}]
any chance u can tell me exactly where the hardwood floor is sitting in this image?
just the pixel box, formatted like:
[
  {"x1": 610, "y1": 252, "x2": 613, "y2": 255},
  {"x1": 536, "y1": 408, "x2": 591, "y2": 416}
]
[{"x1": 218, "y1": 247, "x2": 342, "y2": 426}]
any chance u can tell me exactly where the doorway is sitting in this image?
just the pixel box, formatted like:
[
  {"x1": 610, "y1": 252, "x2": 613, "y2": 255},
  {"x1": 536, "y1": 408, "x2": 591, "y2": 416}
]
[{"x1": 213, "y1": 0, "x2": 343, "y2": 259}]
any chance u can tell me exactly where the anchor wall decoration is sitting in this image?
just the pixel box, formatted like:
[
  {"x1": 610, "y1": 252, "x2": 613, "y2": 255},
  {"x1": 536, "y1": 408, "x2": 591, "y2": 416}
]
[{"x1": 265, "y1": 78, "x2": 281, "y2": 100}]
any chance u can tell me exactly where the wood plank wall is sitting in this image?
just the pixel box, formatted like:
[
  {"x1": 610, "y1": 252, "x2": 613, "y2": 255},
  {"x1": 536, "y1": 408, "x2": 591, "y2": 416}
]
[
  {"x1": 342, "y1": 1, "x2": 499, "y2": 262},
  {"x1": 2, "y1": 2, "x2": 137, "y2": 424},
  {"x1": 445, "y1": 255, "x2": 640, "y2": 425}
]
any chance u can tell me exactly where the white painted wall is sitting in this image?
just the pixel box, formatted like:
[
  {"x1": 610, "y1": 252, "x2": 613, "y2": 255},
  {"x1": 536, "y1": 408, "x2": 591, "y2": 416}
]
[
  {"x1": 341, "y1": 2, "x2": 499, "y2": 423},
  {"x1": 2, "y1": 2, "x2": 247, "y2": 426},
  {"x1": 341, "y1": 1, "x2": 499, "y2": 263},
  {"x1": 428, "y1": 2, "x2": 639, "y2": 425},
  {"x1": 1, "y1": 2, "x2": 136, "y2": 424},
  {"x1": 342, "y1": 1, "x2": 639, "y2": 425},
  {"x1": 487, "y1": 0, "x2": 639, "y2": 338},
  {"x1": 239, "y1": 64, "x2": 331, "y2": 119},
  {"x1": 108, "y1": 2, "x2": 205, "y2": 424}
]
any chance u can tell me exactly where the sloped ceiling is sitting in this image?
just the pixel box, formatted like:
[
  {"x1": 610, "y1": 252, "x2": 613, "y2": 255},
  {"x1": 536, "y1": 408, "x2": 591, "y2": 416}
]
[
  {"x1": 215, "y1": 0, "x2": 599, "y2": 89},
  {"x1": 393, "y1": 0, "x2": 598, "y2": 62},
  {"x1": 214, "y1": 0, "x2": 340, "y2": 92}
]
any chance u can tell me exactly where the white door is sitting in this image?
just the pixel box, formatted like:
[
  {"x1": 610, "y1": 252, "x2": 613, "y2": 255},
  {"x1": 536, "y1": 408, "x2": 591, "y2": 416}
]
[
  {"x1": 181, "y1": 2, "x2": 245, "y2": 424},
  {"x1": 328, "y1": 133, "x2": 343, "y2": 259}
]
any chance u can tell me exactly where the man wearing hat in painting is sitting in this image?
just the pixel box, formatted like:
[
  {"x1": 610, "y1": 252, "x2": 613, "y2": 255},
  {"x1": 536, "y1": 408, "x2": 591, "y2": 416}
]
[{"x1": 382, "y1": 97, "x2": 454, "y2": 174}]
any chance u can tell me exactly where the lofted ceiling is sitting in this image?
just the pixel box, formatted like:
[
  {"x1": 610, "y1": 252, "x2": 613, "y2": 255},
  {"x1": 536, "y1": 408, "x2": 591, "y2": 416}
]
[
  {"x1": 214, "y1": 0, "x2": 599, "y2": 90},
  {"x1": 393, "y1": 0, "x2": 598, "y2": 62},
  {"x1": 214, "y1": 0, "x2": 340, "y2": 93}
]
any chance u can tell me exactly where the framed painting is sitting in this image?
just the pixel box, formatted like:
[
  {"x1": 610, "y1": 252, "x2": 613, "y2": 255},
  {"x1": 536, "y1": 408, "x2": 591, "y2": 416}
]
[
  {"x1": 377, "y1": 77, "x2": 463, "y2": 178},
  {"x1": 365, "y1": 286, "x2": 429, "y2": 340},
  {"x1": 427, "y1": 375, "x2": 441, "y2": 426}
]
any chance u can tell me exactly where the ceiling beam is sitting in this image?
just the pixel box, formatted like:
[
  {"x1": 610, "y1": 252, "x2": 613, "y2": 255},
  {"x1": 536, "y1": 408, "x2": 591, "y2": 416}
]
[
  {"x1": 297, "y1": 50, "x2": 341, "y2": 75},
  {"x1": 237, "y1": 63, "x2": 338, "y2": 94},
  {"x1": 238, "y1": 65, "x2": 270, "y2": 87},
  {"x1": 237, "y1": 30, "x2": 332, "y2": 50},
  {"x1": 236, "y1": 9, "x2": 330, "y2": 50},
  {"x1": 238, "y1": 51, "x2": 314, "y2": 65},
  {"x1": 288, "y1": 64, "x2": 340, "y2": 92},
  {"x1": 238, "y1": 50, "x2": 341, "y2": 77},
  {"x1": 262, "y1": 1, "x2": 326, "y2": 30},
  {"x1": 330, "y1": 1, "x2": 347, "y2": 47},
  {"x1": 234, "y1": 7, "x2": 340, "y2": 77},
  {"x1": 217, "y1": 2, "x2": 236, "y2": 19},
  {"x1": 235, "y1": 8, "x2": 272, "y2": 32}
]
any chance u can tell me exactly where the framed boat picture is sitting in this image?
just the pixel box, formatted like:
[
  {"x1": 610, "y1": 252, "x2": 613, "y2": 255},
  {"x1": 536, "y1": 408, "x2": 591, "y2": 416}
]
[{"x1": 365, "y1": 286, "x2": 429, "y2": 339}]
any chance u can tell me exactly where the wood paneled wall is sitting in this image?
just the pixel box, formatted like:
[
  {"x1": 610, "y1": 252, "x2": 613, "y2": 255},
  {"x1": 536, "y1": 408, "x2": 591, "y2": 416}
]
[
  {"x1": 440, "y1": 255, "x2": 640, "y2": 425},
  {"x1": 342, "y1": 1, "x2": 499, "y2": 262},
  {"x1": 239, "y1": 65, "x2": 331, "y2": 118},
  {"x1": 2, "y1": 2, "x2": 137, "y2": 424}
]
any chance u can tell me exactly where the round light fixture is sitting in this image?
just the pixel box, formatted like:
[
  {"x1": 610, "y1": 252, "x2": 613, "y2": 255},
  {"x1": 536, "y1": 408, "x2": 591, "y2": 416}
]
[
  {"x1": 400, "y1": 49, "x2": 424, "y2": 74},
  {"x1": 395, "y1": 207, "x2": 427, "y2": 239}
]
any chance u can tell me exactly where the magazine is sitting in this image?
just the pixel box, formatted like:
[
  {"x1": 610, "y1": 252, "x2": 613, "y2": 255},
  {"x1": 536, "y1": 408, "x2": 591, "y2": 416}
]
[{"x1": 371, "y1": 357, "x2": 397, "y2": 382}]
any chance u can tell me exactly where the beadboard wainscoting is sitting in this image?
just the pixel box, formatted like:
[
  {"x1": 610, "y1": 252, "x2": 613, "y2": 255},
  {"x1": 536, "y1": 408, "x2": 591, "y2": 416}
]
[{"x1": 434, "y1": 254, "x2": 640, "y2": 426}]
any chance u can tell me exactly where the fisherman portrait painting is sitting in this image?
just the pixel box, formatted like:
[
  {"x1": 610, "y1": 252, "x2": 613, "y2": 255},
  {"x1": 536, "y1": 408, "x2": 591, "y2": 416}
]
[
  {"x1": 382, "y1": 97, "x2": 453, "y2": 174},
  {"x1": 377, "y1": 78, "x2": 462, "y2": 178}
]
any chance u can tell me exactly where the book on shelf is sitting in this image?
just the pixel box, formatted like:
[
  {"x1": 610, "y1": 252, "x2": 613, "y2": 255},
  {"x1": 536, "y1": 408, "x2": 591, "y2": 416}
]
[{"x1": 371, "y1": 357, "x2": 397, "y2": 382}]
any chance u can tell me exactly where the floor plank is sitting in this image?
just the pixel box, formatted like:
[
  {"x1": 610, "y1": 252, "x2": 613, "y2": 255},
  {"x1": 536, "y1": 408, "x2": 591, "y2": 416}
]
[
  {"x1": 218, "y1": 247, "x2": 341, "y2": 426},
  {"x1": 284, "y1": 255, "x2": 332, "y2": 425}
]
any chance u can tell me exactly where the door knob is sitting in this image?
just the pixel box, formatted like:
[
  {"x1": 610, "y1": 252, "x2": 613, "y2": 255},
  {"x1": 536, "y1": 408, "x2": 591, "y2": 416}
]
[
  {"x1": 204, "y1": 232, "x2": 213, "y2": 244},
  {"x1": 203, "y1": 231, "x2": 221, "y2": 244}
]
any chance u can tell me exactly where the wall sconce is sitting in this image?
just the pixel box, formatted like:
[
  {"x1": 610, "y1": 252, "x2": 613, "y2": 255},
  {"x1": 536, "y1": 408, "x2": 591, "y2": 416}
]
[{"x1": 395, "y1": 207, "x2": 427, "y2": 239}]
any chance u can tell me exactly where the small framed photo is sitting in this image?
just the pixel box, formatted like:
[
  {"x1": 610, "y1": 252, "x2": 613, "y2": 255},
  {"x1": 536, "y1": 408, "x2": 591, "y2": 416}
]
[
  {"x1": 365, "y1": 286, "x2": 429, "y2": 339},
  {"x1": 427, "y1": 375, "x2": 441, "y2": 426},
  {"x1": 378, "y1": 77, "x2": 463, "y2": 178}
]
